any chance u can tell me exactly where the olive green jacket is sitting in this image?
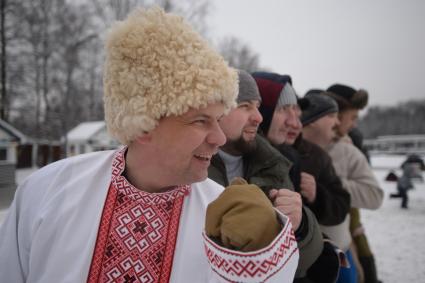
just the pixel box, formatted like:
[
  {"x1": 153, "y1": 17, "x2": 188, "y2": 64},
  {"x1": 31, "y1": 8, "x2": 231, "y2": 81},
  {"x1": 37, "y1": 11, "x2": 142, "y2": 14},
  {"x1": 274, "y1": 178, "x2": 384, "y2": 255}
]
[{"x1": 208, "y1": 135, "x2": 323, "y2": 278}]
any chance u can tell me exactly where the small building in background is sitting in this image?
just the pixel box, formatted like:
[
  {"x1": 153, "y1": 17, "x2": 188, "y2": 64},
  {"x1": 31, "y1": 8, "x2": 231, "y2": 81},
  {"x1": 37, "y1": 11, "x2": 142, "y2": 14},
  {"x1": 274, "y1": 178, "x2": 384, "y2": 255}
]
[
  {"x1": 65, "y1": 121, "x2": 120, "y2": 156},
  {"x1": 0, "y1": 119, "x2": 26, "y2": 206},
  {"x1": 0, "y1": 119, "x2": 27, "y2": 165}
]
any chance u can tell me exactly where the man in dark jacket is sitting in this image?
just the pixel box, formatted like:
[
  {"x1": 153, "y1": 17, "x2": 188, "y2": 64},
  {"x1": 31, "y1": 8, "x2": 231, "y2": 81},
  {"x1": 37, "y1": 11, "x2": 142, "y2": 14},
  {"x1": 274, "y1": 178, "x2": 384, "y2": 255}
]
[
  {"x1": 301, "y1": 91, "x2": 360, "y2": 283},
  {"x1": 253, "y1": 76, "x2": 351, "y2": 227},
  {"x1": 252, "y1": 73, "x2": 349, "y2": 283},
  {"x1": 297, "y1": 91, "x2": 351, "y2": 225},
  {"x1": 208, "y1": 70, "x2": 323, "y2": 280}
]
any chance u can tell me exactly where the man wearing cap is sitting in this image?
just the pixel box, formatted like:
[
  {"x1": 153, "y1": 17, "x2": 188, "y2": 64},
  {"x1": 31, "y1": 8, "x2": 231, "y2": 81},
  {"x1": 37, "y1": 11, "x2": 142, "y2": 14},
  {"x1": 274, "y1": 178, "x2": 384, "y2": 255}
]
[
  {"x1": 325, "y1": 84, "x2": 384, "y2": 283},
  {"x1": 0, "y1": 8, "x2": 300, "y2": 283},
  {"x1": 299, "y1": 92, "x2": 358, "y2": 283},
  {"x1": 252, "y1": 73, "x2": 349, "y2": 282},
  {"x1": 252, "y1": 72, "x2": 306, "y2": 192},
  {"x1": 325, "y1": 83, "x2": 383, "y2": 208},
  {"x1": 209, "y1": 70, "x2": 323, "y2": 280},
  {"x1": 255, "y1": 79, "x2": 350, "y2": 227},
  {"x1": 286, "y1": 90, "x2": 351, "y2": 227}
]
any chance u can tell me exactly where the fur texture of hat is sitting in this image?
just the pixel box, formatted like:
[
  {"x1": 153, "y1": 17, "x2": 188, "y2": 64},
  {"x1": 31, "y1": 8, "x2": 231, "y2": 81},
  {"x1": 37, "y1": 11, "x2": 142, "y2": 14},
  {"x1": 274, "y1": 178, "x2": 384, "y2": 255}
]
[
  {"x1": 326, "y1": 84, "x2": 368, "y2": 111},
  {"x1": 103, "y1": 7, "x2": 238, "y2": 144}
]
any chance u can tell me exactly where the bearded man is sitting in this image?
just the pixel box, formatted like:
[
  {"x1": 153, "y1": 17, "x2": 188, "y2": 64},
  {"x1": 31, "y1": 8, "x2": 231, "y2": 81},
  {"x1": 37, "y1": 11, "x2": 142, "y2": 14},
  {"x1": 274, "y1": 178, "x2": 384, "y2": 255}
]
[{"x1": 208, "y1": 70, "x2": 323, "y2": 280}]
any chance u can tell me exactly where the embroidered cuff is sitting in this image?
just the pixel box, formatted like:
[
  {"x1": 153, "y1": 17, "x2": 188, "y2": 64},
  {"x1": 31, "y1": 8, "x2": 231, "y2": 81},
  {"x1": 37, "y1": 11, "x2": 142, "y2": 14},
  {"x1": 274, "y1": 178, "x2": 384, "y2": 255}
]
[{"x1": 203, "y1": 211, "x2": 299, "y2": 283}]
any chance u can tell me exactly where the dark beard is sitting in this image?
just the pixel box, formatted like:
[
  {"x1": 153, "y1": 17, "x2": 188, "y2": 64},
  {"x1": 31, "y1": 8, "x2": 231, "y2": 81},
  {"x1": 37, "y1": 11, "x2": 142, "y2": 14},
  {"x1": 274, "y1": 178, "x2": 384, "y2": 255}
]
[{"x1": 221, "y1": 136, "x2": 257, "y2": 156}]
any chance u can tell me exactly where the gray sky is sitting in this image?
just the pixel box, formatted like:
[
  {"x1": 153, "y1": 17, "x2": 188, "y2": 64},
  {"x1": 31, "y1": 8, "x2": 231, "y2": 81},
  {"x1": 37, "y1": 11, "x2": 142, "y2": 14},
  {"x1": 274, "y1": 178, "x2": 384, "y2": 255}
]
[{"x1": 209, "y1": 0, "x2": 425, "y2": 107}]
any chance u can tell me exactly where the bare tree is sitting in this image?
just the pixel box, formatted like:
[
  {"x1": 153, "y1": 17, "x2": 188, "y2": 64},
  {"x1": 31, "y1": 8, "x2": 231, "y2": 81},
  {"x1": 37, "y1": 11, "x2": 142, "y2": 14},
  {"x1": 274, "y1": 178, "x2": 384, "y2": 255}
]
[
  {"x1": 6, "y1": 0, "x2": 99, "y2": 139},
  {"x1": 5, "y1": 0, "x2": 212, "y2": 146},
  {"x1": 7, "y1": 0, "x2": 62, "y2": 136},
  {"x1": 0, "y1": 0, "x2": 6, "y2": 120},
  {"x1": 218, "y1": 36, "x2": 262, "y2": 73},
  {"x1": 359, "y1": 99, "x2": 425, "y2": 138},
  {"x1": 91, "y1": 0, "x2": 210, "y2": 33}
]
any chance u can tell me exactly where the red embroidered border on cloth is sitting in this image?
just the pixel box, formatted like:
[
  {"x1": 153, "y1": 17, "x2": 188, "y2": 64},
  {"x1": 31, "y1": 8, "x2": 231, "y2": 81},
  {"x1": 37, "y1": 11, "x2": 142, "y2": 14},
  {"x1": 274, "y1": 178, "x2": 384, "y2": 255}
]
[
  {"x1": 203, "y1": 215, "x2": 299, "y2": 283},
  {"x1": 87, "y1": 148, "x2": 190, "y2": 283}
]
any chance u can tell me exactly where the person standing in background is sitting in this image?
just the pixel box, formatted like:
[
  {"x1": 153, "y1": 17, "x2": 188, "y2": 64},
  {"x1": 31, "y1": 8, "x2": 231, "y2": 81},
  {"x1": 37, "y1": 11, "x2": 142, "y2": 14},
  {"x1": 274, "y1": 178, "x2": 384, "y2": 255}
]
[{"x1": 326, "y1": 83, "x2": 384, "y2": 283}]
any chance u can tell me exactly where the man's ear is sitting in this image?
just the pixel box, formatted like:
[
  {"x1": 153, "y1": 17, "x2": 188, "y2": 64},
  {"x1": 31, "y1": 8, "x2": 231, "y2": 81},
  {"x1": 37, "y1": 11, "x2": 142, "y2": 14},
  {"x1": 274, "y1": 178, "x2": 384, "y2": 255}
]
[{"x1": 134, "y1": 131, "x2": 152, "y2": 144}]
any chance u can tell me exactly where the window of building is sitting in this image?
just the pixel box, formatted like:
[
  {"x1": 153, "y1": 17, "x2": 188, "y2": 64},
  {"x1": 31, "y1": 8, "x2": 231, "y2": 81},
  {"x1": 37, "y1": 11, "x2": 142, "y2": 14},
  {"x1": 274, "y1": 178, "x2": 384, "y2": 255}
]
[{"x1": 0, "y1": 148, "x2": 7, "y2": 160}]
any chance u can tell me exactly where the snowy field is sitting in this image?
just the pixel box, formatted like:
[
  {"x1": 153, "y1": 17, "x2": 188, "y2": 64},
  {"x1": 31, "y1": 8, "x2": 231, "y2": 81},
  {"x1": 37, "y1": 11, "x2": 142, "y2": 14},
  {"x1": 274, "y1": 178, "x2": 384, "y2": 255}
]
[
  {"x1": 0, "y1": 154, "x2": 424, "y2": 282},
  {"x1": 363, "y1": 154, "x2": 425, "y2": 283}
]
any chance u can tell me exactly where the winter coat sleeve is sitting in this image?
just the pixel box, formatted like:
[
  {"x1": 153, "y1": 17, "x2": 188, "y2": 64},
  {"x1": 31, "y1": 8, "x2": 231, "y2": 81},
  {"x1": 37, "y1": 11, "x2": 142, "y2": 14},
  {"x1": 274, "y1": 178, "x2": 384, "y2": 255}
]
[
  {"x1": 309, "y1": 154, "x2": 351, "y2": 225},
  {"x1": 294, "y1": 206, "x2": 324, "y2": 278},
  {"x1": 329, "y1": 142, "x2": 383, "y2": 210},
  {"x1": 296, "y1": 139, "x2": 351, "y2": 226}
]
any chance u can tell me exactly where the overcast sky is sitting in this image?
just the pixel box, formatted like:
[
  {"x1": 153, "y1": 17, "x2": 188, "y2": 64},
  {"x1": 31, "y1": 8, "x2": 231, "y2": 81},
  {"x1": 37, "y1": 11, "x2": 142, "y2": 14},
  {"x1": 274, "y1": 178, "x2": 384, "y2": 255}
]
[{"x1": 209, "y1": 0, "x2": 425, "y2": 107}]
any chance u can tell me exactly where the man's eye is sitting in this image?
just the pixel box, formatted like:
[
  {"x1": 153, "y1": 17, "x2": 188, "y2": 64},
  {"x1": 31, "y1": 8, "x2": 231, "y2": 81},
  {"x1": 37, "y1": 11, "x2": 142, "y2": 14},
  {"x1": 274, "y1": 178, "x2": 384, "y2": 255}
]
[{"x1": 277, "y1": 106, "x2": 288, "y2": 113}]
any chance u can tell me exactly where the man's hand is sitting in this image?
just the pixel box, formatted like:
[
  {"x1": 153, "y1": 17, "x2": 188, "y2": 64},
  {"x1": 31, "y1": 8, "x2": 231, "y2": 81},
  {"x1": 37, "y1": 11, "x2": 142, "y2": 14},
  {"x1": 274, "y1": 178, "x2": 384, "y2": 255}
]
[
  {"x1": 269, "y1": 189, "x2": 302, "y2": 231},
  {"x1": 205, "y1": 180, "x2": 281, "y2": 252},
  {"x1": 299, "y1": 172, "x2": 317, "y2": 204}
]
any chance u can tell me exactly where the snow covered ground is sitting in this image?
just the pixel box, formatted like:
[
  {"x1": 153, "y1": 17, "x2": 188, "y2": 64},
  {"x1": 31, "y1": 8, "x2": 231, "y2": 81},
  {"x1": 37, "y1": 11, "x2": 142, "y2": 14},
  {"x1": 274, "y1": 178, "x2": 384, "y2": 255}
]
[
  {"x1": 363, "y1": 154, "x2": 425, "y2": 283},
  {"x1": 0, "y1": 154, "x2": 424, "y2": 282}
]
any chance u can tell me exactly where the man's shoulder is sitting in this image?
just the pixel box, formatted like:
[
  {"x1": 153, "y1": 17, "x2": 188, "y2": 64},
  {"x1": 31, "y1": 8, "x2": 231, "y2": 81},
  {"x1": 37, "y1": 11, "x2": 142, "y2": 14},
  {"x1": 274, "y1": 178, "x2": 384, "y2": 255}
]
[
  {"x1": 255, "y1": 134, "x2": 276, "y2": 151},
  {"x1": 253, "y1": 135, "x2": 290, "y2": 164},
  {"x1": 329, "y1": 140, "x2": 367, "y2": 167},
  {"x1": 13, "y1": 150, "x2": 116, "y2": 219},
  {"x1": 191, "y1": 178, "x2": 224, "y2": 199},
  {"x1": 19, "y1": 150, "x2": 117, "y2": 198},
  {"x1": 28, "y1": 150, "x2": 116, "y2": 179},
  {"x1": 298, "y1": 138, "x2": 332, "y2": 163},
  {"x1": 333, "y1": 140, "x2": 363, "y2": 156},
  {"x1": 306, "y1": 140, "x2": 332, "y2": 160}
]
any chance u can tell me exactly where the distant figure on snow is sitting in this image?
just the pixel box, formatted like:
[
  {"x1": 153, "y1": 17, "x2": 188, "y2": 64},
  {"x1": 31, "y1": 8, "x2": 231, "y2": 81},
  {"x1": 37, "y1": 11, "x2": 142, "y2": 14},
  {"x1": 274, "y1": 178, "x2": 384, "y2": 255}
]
[{"x1": 390, "y1": 154, "x2": 424, "y2": 209}]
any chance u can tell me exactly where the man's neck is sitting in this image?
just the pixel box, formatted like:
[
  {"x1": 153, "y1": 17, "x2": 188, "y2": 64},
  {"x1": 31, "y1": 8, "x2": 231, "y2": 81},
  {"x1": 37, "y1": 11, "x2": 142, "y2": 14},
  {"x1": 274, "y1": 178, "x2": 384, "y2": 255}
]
[
  {"x1": 125, "y1": 145, "x2": 176, "y2": 193},
  {"x1": 302, "y1": 130, "x2": 327, "y2": 150},
  {"x1": 219, "y1": 143, "x2": 243, "y2": 156}
]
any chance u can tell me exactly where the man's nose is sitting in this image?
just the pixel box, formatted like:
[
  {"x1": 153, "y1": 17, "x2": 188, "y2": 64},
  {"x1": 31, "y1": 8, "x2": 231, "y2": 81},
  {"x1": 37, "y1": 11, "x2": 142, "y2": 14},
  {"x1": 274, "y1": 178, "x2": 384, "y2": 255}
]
[
  {"x1": 207, "y1": 120, "x2": 227, "y2": 146},
  {"x1": 250, "y1": 107, "x2": 263, "y2": 125},
  {"x1": 286, "y1": 108, "x2": 298, "y2": 127}
]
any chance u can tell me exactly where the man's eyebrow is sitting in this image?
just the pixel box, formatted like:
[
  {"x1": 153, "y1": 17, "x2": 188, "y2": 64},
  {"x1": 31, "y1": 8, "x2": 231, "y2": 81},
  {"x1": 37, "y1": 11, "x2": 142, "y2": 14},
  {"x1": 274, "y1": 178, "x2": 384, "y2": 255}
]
[
  {"x1": 187, "y1": 113, "x2": 212, "y2": 120},
  {"x1": 189, "y1": 113, "x2": 224, "y2": 120},
  {"x1": 240, "y1": 100, "x2": 260, "y2": 107}
]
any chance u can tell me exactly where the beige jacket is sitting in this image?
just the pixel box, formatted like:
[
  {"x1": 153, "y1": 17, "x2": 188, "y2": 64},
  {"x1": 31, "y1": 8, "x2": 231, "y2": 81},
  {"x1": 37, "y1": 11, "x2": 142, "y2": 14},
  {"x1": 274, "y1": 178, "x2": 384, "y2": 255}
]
[
  {"x1": 320, "y1": 140, "x2": 383, "y2": 251},
  {"x1": 327, "y1": 140, "x2": 383, "y2": 209}
]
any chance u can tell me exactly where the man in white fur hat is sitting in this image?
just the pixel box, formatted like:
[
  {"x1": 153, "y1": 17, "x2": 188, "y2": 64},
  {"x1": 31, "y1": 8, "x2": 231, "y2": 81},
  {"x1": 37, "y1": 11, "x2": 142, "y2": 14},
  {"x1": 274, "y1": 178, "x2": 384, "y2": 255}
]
[{"x1": 0, "y1": 7, "x2": 299, "y2": 283}]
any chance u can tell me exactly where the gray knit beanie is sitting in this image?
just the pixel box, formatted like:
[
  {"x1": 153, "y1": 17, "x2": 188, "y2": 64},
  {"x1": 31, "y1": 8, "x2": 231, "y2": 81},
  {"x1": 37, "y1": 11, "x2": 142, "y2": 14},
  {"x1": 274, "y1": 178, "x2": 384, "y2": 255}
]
[
  {"x1": 301, "y1": 92, "x2": 339, "y2": 126},
  {"x1": 237, "y1": 70, "x2": 262, "y2": 103}
]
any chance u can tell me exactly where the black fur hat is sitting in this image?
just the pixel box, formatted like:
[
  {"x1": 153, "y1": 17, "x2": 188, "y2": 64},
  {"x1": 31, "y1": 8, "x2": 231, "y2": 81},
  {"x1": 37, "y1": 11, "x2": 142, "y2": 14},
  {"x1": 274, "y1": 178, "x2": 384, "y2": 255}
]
[{"x1": 326, "y1": 84, "x2": 368, "y2": 111}]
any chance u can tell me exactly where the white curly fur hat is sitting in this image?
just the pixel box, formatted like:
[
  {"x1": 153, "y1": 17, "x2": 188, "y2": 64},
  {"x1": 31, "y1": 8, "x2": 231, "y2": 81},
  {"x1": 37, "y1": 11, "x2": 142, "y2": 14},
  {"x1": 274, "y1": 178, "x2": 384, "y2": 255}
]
[{"x1": 103, "y1": 6, "x2": 238, "y2": 145}]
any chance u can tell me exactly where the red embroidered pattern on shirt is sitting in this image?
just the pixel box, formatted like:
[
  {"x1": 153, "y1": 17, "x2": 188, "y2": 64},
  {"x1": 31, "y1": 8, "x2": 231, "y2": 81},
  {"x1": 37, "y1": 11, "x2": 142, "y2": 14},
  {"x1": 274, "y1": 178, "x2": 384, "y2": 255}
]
[
  {"x1": 203, "y1": 222, "x2": 298, "y2": 281},
  {"x1": 87, "y1": 148, "x2": 190, "y2": 283}
]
